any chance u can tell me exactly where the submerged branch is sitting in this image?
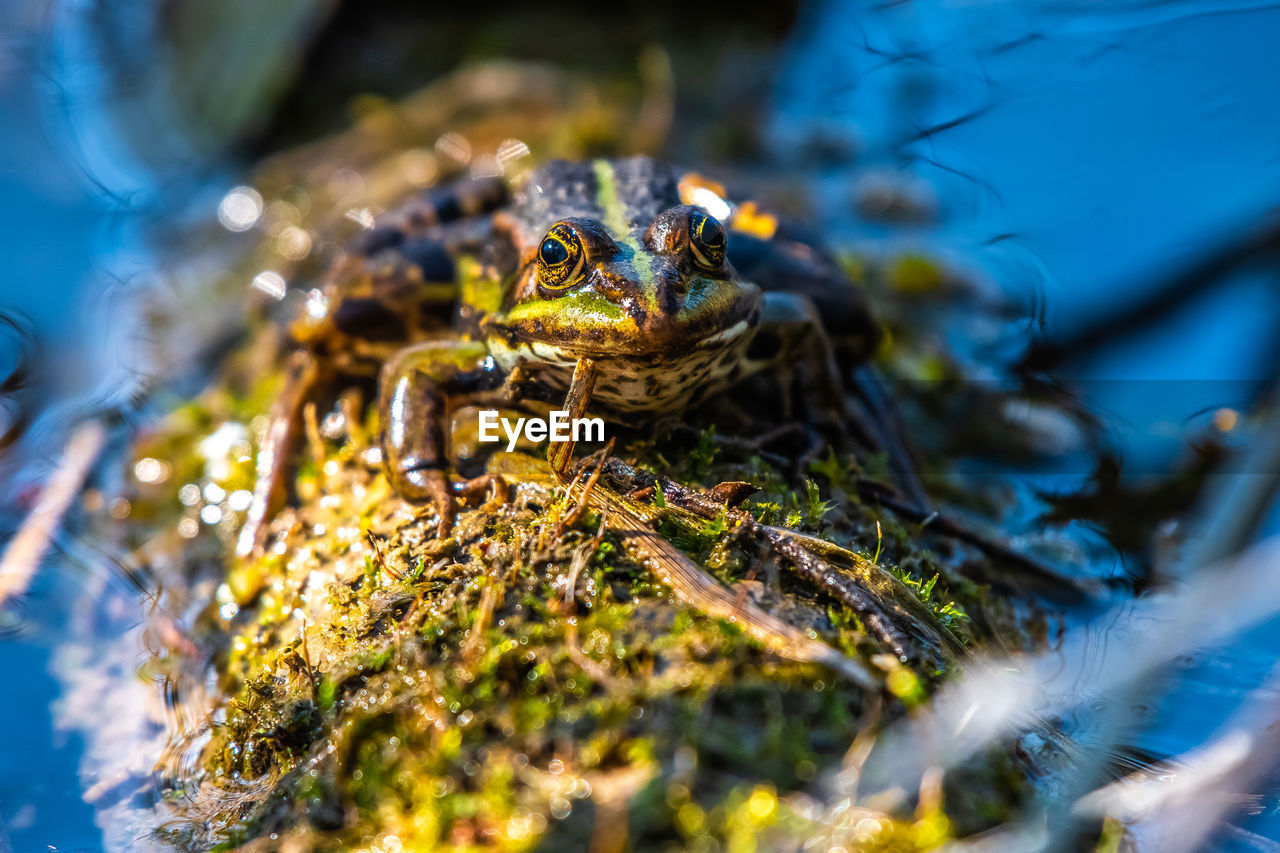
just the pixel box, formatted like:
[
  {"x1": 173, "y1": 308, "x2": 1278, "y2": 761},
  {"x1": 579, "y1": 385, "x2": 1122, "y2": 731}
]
[{"x1": 1019, "y1": 209, "x2": 1280, "y2": 372}]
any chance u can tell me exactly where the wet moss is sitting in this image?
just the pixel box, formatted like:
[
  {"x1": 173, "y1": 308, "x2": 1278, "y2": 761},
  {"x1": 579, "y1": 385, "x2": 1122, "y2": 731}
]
[
  {"x1": 114, "y1": 327, "x2": 1060, "y2": 851},
  {"x1": 103, "y1": 66, "x2": 1083, "y2": 852}
]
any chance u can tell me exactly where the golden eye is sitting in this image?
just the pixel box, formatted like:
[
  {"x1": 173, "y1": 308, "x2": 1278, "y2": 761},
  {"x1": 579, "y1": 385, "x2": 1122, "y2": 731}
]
[
  {"x1": 689, "y1": 209, "x2": 727, "y2": 270},
  {"x1": 536, "y1": 222, "x2": 586, "y2": 293}
]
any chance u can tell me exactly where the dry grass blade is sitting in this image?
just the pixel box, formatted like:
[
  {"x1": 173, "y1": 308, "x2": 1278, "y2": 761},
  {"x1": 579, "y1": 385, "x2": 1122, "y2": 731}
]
[
  {"x1": 0, "y1": 420, "x2": 106, "y2": 606},
  {"x1": 1075, "y1": 665, "x2": 1280, "y2": 853}
]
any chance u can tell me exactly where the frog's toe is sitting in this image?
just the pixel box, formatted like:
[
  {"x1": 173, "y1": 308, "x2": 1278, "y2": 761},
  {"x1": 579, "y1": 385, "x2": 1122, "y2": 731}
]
[
  {"x1": 391, "y1": 464, "x2": 456, "y2": 537},
  {"x1": 454, "y1": 473, "x2": 508, "y2": 513}
]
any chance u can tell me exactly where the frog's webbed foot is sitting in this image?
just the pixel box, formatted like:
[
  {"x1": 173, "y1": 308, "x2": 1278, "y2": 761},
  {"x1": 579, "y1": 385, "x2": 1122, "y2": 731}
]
[
  {"x1": 379, "y1": 340, "x2": 503, "y2": 539},
  {"x1": 398, "y1": 472, "x2": 508, "y2": 540},
  {"x1": 393, "y1": 463, "x2": 457, "y2": 538},
  {"x1": 454, "y1": 473, "x2": 508, "y2": 513}
]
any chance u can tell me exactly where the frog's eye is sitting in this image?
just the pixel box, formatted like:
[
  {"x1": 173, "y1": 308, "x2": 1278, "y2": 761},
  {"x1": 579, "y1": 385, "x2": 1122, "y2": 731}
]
[
  {"x1": 689, "y1": 210, "x2": 727, "y2": 271},
  {"x1": 536, "y1": 222, "x2": 586, "y2": 293}
]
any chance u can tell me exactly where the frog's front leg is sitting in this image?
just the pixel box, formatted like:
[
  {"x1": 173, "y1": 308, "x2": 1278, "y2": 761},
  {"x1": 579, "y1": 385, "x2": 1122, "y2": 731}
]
[
  {"x1": 546, "y1": 357, "x2": 598, "y2": 476},
  {"x1": 379, "y1": 340, "x2": 503, "y2": 536}
]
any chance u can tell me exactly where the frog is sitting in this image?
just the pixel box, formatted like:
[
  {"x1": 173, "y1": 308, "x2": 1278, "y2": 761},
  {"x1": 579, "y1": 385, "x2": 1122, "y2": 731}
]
[{"x1": 237, "y1": 156, "x2": 891, "y2": 556}]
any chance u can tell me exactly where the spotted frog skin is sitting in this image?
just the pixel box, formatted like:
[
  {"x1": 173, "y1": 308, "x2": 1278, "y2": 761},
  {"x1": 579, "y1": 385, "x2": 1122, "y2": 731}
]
[{"x1": 239, "y1": 157, "x2": 881, "y2": 554}]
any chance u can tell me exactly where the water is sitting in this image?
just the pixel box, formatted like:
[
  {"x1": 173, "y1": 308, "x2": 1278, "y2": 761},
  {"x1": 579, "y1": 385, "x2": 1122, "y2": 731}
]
[
  {"x1": 0, "y1": 9, "x2": 117, "y2": 850},
  {"x1": 776, "y1": 2, "x2": 1280, "y2": 848},
  {"x1": 3, "y1": 0, "x2": 1280, "y2": 849}
]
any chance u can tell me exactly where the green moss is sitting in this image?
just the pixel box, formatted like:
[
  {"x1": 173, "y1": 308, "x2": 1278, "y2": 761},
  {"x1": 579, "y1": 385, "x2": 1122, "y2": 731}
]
[
  {"x1": 120, "y1": 371, "x2": 1050, "y2": 850},
  {"x1": 107, "y1": 86, "x2": 1079, "y2": 850}
]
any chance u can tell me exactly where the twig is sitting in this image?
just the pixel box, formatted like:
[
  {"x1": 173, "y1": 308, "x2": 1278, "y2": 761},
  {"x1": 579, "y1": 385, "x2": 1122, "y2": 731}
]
[
  {"x1": 299, "y1": 619, "x2": 318, "y2": 699},
  {"x1": 561, "y1": 515, "x2": 607, "y2": 613},
  {"x1": 555, "y1": 437, "x2": 614, "y2": 539},
  {"x1": 0, "y1": 420, "x2": 106, "y2": 606},
  {"x1": 587, "y1": 484, "x2": 877, "y2": 688},
  {"x1": 460, "y1": 572, "x2": 499, "y2": 663},
  {"x1": 302, "y1": 401, "x2": 326, "y2": 472},
  {"x1": 587, "y1": 457, "x2": 965, "y2": 666}
]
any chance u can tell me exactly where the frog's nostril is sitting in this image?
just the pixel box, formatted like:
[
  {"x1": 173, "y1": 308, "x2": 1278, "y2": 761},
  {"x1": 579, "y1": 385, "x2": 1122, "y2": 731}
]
[
  {"x1": 661, "y1": 272, "x2": 689, "y2": 312},
  {"x1": 657, "y1": 280, "x2": 687, "y2": 316}
]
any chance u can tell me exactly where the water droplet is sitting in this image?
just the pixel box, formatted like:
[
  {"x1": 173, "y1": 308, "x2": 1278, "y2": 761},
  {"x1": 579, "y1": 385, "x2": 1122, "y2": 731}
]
[{"x1": 217, "y1": 186, "x2": 263, "y2": 232}]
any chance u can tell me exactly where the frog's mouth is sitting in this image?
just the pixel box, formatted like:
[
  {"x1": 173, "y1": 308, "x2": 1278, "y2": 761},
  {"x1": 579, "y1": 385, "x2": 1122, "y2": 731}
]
[
  {"x1": 491, "y1": 277, "x2": 762, "y2": 361},
  {"x1": 520, "y1": 316, "x2": 755, "y2": 367},
  {"x1": 689, "y1": 318, "x2": 753, "y2": 349}
]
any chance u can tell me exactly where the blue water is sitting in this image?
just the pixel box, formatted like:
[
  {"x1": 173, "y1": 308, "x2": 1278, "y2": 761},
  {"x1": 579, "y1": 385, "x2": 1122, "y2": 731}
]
[
  {"x1": 0, "y1": 10, "x2": 115, "y2": 850},
  {"x1": 3, "y1": 0, "x2": 1280, "y2": 849},
  {"x1": 777, "y1": 2, "x2": 1280, "y2": 847},
  {"x1": 778, "y1": 0, "x2": 1280, "y2": 373}
]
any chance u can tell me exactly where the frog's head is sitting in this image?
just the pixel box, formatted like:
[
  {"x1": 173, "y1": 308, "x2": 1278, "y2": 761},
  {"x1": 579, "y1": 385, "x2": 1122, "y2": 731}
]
[{"x1": 491, "y1": 205, "x2": 761, "y2": 361}]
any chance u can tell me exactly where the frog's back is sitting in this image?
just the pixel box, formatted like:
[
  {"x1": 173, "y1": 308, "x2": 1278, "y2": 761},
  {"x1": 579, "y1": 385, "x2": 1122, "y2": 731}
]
[{"x1": 510, "y1": 157, "x2": 681, "y2": 245}]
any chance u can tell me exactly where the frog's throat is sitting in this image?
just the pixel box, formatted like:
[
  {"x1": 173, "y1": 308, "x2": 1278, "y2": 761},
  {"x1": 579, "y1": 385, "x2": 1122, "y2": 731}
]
[{"x1": 489, "y1": 314, "x2": 756, "y2": 415}]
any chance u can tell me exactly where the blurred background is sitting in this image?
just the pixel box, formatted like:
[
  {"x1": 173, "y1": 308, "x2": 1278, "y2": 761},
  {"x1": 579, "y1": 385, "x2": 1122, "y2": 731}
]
[{"x1": 1, "y1": 0, "x2": 1279, "y2": 850}]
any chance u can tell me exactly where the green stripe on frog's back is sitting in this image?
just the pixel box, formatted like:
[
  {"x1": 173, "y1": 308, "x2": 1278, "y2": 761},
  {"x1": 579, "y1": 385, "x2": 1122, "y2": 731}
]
[
  {"x1": 591, "y1": 159, "x2": 630, "y2": 240},
  {"x1": 592, "y1": 158, "x2": 654, "y2": 292}
]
